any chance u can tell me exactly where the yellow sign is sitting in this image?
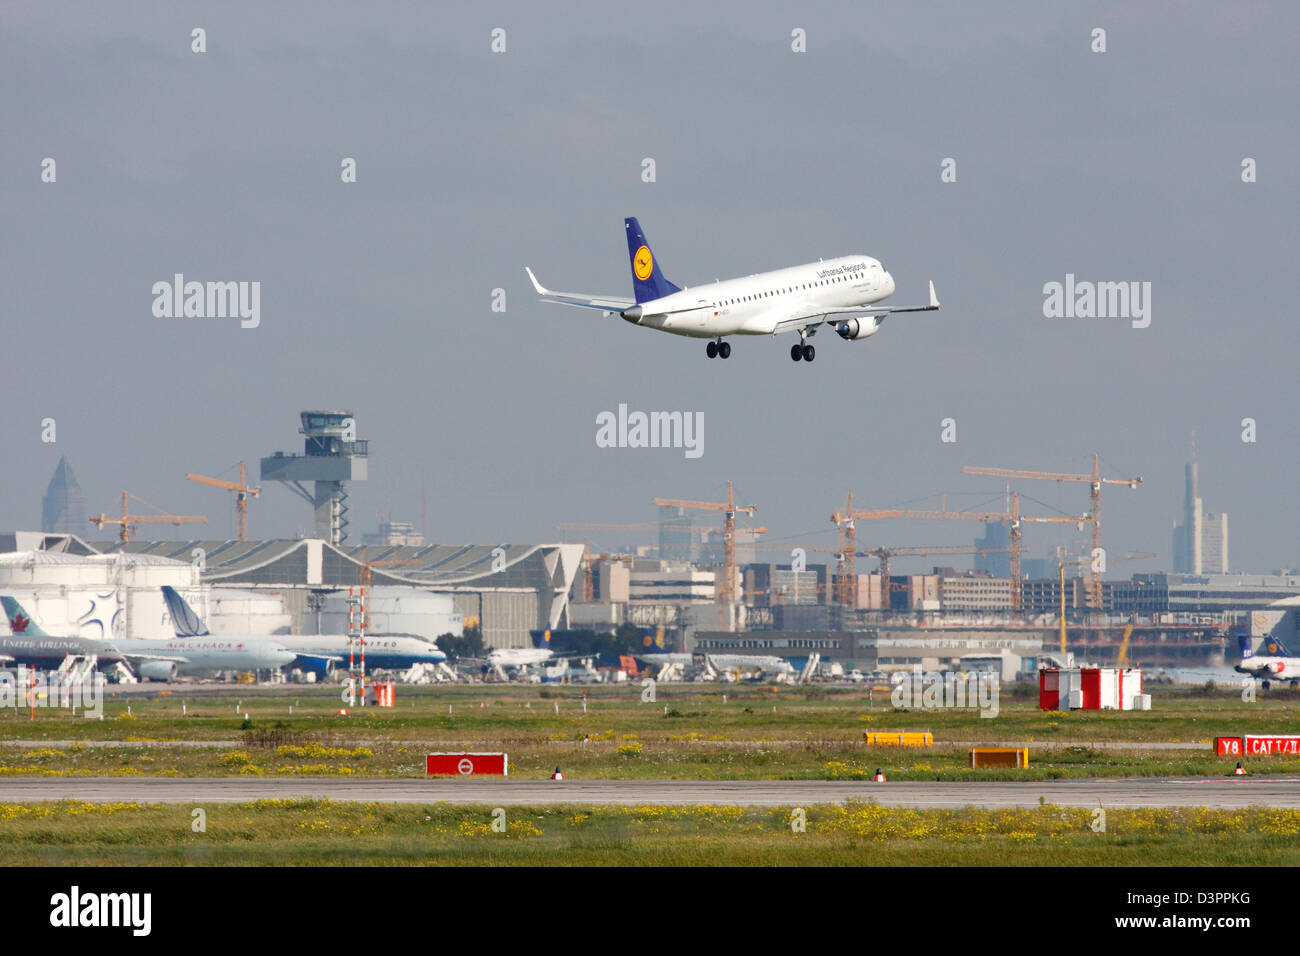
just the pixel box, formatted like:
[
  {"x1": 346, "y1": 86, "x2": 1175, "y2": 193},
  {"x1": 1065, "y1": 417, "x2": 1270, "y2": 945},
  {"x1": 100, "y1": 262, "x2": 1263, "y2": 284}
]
[{"x1": 633, "y1": 245, "x2": 653, "y2": 281}]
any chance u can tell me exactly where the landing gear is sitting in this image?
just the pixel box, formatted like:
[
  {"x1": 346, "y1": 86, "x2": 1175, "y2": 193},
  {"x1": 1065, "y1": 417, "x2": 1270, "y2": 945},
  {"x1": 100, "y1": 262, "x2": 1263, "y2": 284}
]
[
  {"x1": 707, "y1": 339, "x2": 730, "y2": 359},
  {"x1": 706, "y1": 341, "x2": 718, "y2": 359},
  {"x1": 802, "y1": 344, "x2": 815, "y2": 362},
  {"x1": 1262, "y1": 680, "x2": 1271, "y2": 691},
  {"x1": 718, "y1": 341, "x2": 731, "y2": 359},
  {"x1": 790, "y1": 344, "x2": 803, "y2": 362}
]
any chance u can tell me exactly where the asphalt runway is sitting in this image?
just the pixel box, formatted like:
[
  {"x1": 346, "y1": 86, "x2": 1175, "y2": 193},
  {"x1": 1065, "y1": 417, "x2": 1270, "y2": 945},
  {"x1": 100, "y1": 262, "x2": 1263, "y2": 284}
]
[{"x1": 1, "y1": 776, "x2": 1297, "y2": 808}]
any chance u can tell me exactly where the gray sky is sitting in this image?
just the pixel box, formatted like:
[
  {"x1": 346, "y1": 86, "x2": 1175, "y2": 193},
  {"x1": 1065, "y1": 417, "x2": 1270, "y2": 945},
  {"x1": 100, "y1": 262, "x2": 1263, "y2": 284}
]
[{"x1": 2, "y1": 1, "x2": 1296, "y2": 574}]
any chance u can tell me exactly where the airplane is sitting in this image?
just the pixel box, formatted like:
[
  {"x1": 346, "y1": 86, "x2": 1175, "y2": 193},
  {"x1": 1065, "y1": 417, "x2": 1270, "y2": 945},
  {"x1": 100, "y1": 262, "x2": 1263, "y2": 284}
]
[
  {"x1": 1234, "y1": 632, "x2": 1300, "y2": 689},
  {"x1": 0, "y1": 595, "x2": 128, "y2": 669},
  {"x1": 3, "y1": 594, "x2": 295, "y2": 680},
  {"x1": 525, "y1": 217, "x2": 939, "y2": 363},
  {"x1": 161, "y1": 586, "x2": 447, "y2": 677}
]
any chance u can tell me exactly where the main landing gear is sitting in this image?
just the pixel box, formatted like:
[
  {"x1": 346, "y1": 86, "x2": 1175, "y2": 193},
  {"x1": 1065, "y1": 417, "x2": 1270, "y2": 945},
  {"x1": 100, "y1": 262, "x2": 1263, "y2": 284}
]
[
  {"x1": 706, "y1": 339, "x2": 731, "y2": 359},
  {"x1": 790, "y1": 342, "x2": 815, "y2": 362}
]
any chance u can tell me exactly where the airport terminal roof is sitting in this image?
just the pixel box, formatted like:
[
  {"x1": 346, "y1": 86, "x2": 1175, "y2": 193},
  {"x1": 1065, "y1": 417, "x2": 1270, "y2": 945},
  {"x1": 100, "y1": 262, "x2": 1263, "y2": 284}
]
[{"x1": 86, "y1": 538, "x2": 583, "y2": 592}]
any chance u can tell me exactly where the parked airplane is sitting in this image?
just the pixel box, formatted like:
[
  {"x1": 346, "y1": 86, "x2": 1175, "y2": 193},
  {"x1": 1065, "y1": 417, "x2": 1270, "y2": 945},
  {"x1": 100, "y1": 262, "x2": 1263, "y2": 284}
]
[
  {"x1": 1, "y1": 595, "x2": 127, "y2": 669},
  {"x1": 3, "y1": 595, "x2": 294, "y2": 680},
  {"x1": 1235, "y1": 632, "x2": 1300, "y2": 689},
  {"x1": 161, "y1": 586, "x2": 446, "y2": 676},
  {"x1": 526, "y1": 217, "x2": 939, "y2": 362}
]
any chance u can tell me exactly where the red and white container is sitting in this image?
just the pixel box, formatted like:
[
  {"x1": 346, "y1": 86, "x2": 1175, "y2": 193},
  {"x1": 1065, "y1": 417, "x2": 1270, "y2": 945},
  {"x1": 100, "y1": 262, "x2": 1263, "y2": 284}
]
[{"x1": 1039, "y1": 667, "x2": 1145, "y2": 711}]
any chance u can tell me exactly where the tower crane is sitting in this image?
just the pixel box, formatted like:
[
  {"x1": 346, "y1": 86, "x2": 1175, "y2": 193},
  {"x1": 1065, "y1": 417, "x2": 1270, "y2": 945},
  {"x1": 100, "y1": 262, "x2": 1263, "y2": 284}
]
[
  {"x1": 961, "y1": 454, "x2": 1142, "y2": 612},
  {"x1": 652, "y1": 481, "x2": 756, "y2": 614},
  {"x1": 833, "y1": 492, "x2": 1085, "y2": 612},
  {"x1": 90, "y1": 492, "x2": 207, "y2": 543},
  {"x1": 186, "y1": 462, "x2": 260, "y2": 541},
  {"x1": 1055, "y1": 552, "x2": 1157, "y2": 653}
]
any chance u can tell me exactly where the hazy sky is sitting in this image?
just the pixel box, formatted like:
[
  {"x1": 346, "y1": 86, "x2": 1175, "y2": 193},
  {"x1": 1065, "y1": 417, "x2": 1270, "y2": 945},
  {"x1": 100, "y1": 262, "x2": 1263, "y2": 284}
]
[{"x1": 3, "y1": 2, "x2": 1296, "y2": 574}]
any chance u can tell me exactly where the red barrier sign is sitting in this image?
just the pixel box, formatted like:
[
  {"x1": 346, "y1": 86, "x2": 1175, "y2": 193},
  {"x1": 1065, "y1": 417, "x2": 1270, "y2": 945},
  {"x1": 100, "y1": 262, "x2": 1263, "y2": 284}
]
[
  {"x1": 1242, "y1": 735, "x2": 1300, "y2": 756},
  {"x1": 426, "y1": 752, "x2": 508, "y2": 776},
  {"x1": 1215, "y1": 737, "x2": 1242, "y2": 756}
]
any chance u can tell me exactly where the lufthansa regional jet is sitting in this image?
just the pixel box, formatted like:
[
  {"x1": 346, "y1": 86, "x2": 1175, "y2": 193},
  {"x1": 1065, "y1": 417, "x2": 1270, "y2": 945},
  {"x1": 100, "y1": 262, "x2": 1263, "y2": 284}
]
[{"x1": 525, "y1": 217, "x2": 939, "y2": 362}]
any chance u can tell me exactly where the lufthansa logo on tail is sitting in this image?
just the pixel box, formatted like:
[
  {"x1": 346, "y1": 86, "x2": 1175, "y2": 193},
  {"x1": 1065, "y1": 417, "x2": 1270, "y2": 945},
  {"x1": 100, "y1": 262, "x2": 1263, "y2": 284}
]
[{"x1": 633, "y1": 245, "x2": 653, "y2": 281}]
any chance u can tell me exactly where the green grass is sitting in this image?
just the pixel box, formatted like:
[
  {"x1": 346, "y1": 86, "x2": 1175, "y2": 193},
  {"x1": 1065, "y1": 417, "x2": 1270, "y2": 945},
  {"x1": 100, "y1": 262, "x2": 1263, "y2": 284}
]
[
  {"x1": 3, "y1": 799, "x2": 1298, "y2": 866},
  {"x1": 1, "y1": 684, "x2": 1295, "y2": 780}
]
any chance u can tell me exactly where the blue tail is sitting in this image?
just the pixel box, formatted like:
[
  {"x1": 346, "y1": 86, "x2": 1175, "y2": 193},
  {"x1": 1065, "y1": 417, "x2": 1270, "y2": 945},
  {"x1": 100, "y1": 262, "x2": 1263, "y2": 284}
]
[
  {"x1": 162, "y1": 586, "x2": 209, "y2": 638},
  {"x1": 1262, "y1": 633, "x2": 1295, "y2": 658},
  {"x1": 625, "y1": 217, "x2": 681, "y2": 303},
  {"x1": 1237, "y1": 633, "x2": 1254, "y2": 659},
  {"x1": 1, "y1": 596, "x2": 49, "y2": 637}
]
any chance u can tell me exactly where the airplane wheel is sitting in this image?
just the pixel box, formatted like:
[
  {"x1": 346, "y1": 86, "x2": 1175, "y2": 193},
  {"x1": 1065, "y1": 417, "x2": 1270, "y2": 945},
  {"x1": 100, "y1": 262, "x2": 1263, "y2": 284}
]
[
  {"x1": 706, "y1": 341, "x2": 718, "y2": 359},
  {"x1": 802, "y1": 344, "x2": 816, "y2": 362},
  {"x1": 790, "y1": 344, "x2": 803, "y2": 361},
  {"x1": 718, "y1": 342, "x2": 731, "y2": 359},
  {"x1": 1262, "y1": 680, "x2": 1271, "y2": 690}
]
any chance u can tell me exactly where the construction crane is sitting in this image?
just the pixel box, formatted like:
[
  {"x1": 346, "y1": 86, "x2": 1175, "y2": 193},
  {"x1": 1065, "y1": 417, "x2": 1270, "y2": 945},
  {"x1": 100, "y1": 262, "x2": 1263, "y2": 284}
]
[
  {"x1": 1055, "y1": 552, "x2": 1157, "y2": 653},
  {"x1": 652, "y1": 481, "x2": 756, "y2": 613},
  {"x1": 961, "y1": 454, "x2": 1142, "y2": 612},
  {"x1": 89, "y1": 492, "x2": 207, "y2": 543},
  {"x1": 834, "y1": 492, "x2": 1085, "y2": 612},
  {"x1": 186, "y1": 462, "x2": 260, "y2": 541}
]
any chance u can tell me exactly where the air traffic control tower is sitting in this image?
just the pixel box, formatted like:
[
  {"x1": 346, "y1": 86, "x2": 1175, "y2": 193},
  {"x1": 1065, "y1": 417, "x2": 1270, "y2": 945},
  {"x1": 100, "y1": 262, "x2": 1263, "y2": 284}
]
[{"x1": 261, "y1": 410, "x2": 368, "y2": 546}]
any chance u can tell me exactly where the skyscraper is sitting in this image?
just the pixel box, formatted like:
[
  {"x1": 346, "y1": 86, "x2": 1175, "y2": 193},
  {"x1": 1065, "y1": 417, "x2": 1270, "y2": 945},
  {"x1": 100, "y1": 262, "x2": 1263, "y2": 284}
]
[
  {"x1": 1172, "y1": 438, "x2": 1229, "y2": 574},
  {"x1": 41, "y1": 456, "x2": 87, "y2": 534}
]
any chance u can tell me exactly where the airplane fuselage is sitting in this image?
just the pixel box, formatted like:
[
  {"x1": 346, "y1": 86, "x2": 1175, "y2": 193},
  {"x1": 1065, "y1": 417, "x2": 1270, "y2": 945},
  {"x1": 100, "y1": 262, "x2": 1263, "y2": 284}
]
[
  {"x1": 1235, "y1": 657, "x2": 1300, "y2": 682},
  {"x1": 625, "y1": 256, "x2": 895, "y2": 338},
  {"x1": 117, "y1": 638, "x2": 296, "y2": 675},
  {"x1": 275, "y1": 633, "x2": 447, "y2": 670}
]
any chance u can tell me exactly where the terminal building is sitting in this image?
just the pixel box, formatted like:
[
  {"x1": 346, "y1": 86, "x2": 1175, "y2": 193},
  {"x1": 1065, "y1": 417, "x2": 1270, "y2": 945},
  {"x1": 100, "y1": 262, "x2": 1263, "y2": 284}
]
[{"x1": 0, "y1": 532, "x2": 582, "y2": 649}]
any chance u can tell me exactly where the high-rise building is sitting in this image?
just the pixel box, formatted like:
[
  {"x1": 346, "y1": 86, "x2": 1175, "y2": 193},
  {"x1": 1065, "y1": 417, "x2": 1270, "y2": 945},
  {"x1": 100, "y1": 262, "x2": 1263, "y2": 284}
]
[
  {"x1": 41, "y1": 456, "x2": 86, "y2": 534},
  {"x1": 1172, "y1": 440, "x2": 1229, "y2": 574},
  {"x1": 974, "y1": 521, "x2": 1011, "y2": 577}
]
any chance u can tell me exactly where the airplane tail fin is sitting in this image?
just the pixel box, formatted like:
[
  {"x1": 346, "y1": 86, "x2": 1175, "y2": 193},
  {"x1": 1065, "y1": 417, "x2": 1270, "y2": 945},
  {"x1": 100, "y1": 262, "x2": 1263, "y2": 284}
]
[
  {"x1": 1, "y1": 596, "x2": 49, "y2": 637},
  {"x1": 161, "y1": 586, "x2": 209, "y2": 638},
  {"x1": 1237, "y1": 633, "x2": 1254, "y2": 659},
  {"x1": 625, "y1": 217, "x2": 681, "y2": 303},
  {"x1": 1262, "y1": 633, "x2": 1295, "y2": 658}
]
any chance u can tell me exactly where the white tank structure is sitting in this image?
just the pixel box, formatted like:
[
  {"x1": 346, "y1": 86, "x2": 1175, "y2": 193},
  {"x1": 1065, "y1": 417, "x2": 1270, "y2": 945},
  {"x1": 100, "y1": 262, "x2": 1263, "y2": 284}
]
[
  {"x1": 319, "y1": 587, "x2": 462, "y2": 641},
  {"x1": 0, "y1": 551, "x2": 289, "y2": 641}
]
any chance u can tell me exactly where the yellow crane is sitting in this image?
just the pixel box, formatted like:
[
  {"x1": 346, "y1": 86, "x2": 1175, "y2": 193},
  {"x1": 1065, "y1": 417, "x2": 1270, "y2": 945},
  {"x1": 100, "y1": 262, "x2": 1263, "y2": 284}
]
[
  {"x1": 90, "y1": 492, "x2": 207, "y2": 543},
  {"x1": 186, "y1": 462, "x2": 260, "y2": 541},
  {"x1": 1055, "y1": 552, "x2": 1157, "y2": 654},
  {"x1": 962, "y1": 454, "x2": 1142, "y2": 612},
  {"x1": 652, "y1": 481, "x2": 756, "y2": 612}
]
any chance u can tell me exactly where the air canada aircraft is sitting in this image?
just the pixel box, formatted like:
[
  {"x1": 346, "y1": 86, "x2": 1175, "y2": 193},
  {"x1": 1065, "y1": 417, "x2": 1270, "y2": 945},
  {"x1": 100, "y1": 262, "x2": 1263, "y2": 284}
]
[{"x1": 525, "y1": 217, "x2": 939, "y2": 362}]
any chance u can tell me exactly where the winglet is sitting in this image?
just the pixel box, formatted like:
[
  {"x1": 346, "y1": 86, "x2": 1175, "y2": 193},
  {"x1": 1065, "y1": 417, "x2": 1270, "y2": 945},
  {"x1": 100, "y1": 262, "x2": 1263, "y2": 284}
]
[
  {"x1": 524, "y1": 266, "x2": 548, "y2": 296},
  {"x1": 928, "y1": 280, "x2": 940, "y2": 309}
]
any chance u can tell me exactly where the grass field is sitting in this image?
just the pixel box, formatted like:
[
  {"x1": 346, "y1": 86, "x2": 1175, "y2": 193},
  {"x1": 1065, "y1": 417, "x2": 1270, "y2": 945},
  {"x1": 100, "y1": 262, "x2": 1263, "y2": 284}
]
[
  {"x1": 1, "y1": 683, "x2": 1295, "y2": 781},
  {"x1": 4, "y1": 799, "x2": 1299, "y2": 866}
]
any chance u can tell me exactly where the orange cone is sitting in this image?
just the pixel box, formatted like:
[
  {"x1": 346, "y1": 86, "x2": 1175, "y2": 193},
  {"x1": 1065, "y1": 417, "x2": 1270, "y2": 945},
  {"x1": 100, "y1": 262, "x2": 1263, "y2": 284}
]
[
  {"x1": 551, "y1": 767, "x2": 564, "y2": 781},
  {"x1": 1234, "y1": 762, "x2": 1246, "y2": 775},
  {"x1": 873, "y1": 768, "x2": 886, "y2": 783}
]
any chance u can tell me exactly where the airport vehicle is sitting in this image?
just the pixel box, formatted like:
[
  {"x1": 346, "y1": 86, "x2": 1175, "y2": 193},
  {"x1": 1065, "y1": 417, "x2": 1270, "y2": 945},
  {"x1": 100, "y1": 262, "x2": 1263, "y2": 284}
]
[
  {"x1": 525, "y1": 217, "x2": 939, "y2": 362},
  {"x1": 0, "y1": 596, "x2": 127, "y2": 669},
  {"x1": 161, "y1": 586, "x2": 446, "y2": 676},
  {"x1": 3, "y1": 595, "x2": 294, "y2": 680},
  {"x1": 1235, "y1": 632, "x2": 1300, "y2": 689}
]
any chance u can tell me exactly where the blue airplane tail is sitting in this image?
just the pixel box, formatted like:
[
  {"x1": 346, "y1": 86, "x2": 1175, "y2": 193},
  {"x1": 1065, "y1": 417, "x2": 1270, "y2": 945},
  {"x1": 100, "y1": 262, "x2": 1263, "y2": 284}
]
[
  {"x1": 625, "y1": 217, "x2": 681, "y2": 303},
  {"x1": 1262, "y1": 633, "x2": 1295, "y2": 658},
  {"x1": 1, "y1": 596, "x2": 49, "y2": 637},
  {"x1": 161, "y1": 586, "x2": 209, "y2": 638},
  {"x1": 1237, "y1": 633, "x2": 1254, "y2": 659}
]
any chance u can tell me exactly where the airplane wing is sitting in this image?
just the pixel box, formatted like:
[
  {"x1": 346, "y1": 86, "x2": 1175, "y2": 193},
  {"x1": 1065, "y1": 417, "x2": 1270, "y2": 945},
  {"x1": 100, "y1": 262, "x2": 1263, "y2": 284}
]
[
  {"x1": 774, "y1": 280, "x2": 940, "y2": 332},
  {"x1": 122, "y1": 653, "x2": 191, "y2": 667},
  {"x1": 525, "y1": 267, "x2": 634, "y2": 314}
]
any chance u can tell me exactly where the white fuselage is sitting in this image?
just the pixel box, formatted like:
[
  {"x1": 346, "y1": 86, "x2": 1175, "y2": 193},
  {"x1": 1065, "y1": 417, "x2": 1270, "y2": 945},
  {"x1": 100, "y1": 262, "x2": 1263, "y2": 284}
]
[
  {"x1": 116, "y1": 637, "x2": 296, "y2": 675},
  {"x1": 1236, "y1": 656, "x2": 1300, "y2": 682},
  {"x1": 627, "y1": 256, "x2": 895, "y2": 338}
]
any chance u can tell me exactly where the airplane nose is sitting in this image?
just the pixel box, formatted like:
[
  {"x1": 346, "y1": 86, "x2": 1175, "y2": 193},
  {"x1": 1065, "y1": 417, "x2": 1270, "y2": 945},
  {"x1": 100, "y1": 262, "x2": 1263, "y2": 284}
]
[{"x1": 885, "y1": 272, "x2": 896, "y2": 295}]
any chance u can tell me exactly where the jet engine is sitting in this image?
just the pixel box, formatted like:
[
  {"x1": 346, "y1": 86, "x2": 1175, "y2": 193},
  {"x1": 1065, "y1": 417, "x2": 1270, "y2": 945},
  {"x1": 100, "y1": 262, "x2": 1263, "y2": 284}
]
[
  {"x1": 835, "y1": 317, "x2": 881, "y2": 341},
  {"x1": 138, "y1": 660, "x2": 178, "y2": 682}
]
